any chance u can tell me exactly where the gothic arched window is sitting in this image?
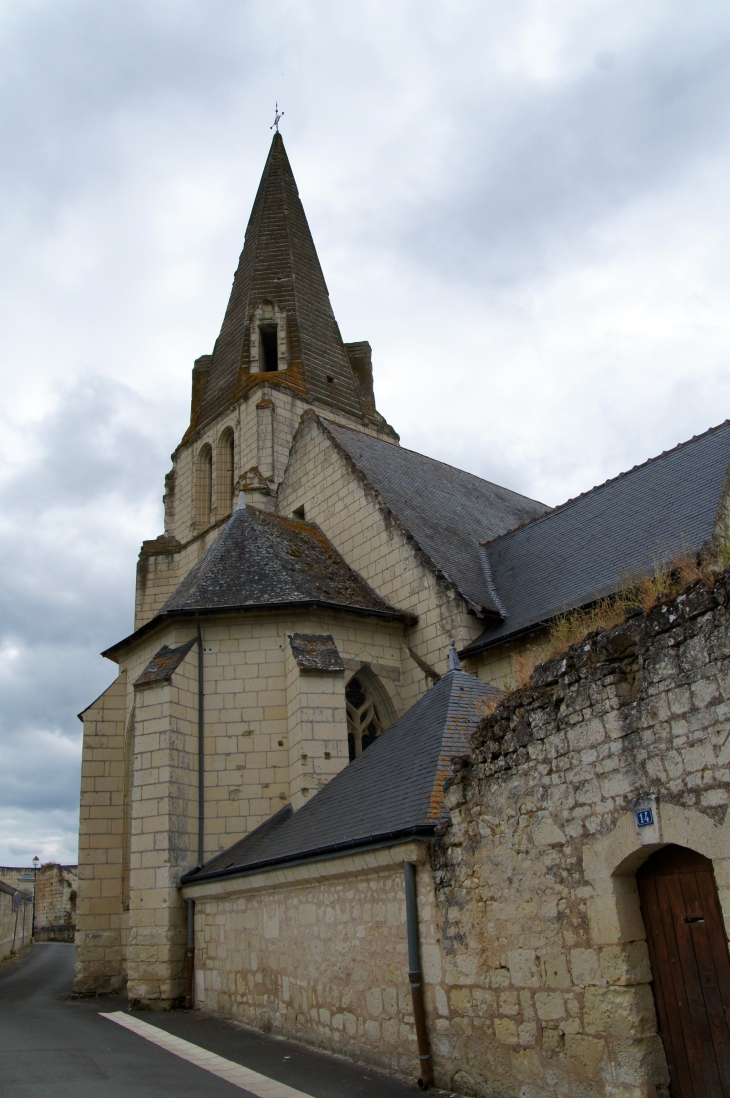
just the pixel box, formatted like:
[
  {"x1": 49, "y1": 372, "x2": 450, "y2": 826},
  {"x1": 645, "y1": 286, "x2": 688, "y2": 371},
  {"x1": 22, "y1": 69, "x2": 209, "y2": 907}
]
[{"x1": 346, "y1": 674, "x2": 384, "y2": 761}]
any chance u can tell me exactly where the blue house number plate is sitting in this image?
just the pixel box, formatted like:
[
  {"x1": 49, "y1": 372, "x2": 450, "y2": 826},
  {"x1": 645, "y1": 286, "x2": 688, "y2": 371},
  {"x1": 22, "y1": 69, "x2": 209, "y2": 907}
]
[{"x1": 636, "y1": 808, "x2": 654, "y2": 827}]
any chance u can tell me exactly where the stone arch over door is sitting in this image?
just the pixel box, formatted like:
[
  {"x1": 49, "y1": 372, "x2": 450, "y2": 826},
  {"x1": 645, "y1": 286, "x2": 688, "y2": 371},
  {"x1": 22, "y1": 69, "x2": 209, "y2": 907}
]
[
  {"x1": 583, "y1": 805, "x2": 730, "y2": 1096},
  {"x1": 637, "y1": 844, "x2": 730, "y2": 1096}
]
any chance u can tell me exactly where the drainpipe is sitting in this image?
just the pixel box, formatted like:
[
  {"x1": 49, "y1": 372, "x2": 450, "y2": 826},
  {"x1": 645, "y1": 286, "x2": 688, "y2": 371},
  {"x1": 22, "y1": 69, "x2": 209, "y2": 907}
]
[
  {"x1": 185, "y1": 614, "x2": 205, "y2": 1011},
  {"x1": 404, "y1": 861, "x2": 433, "y2": 1090},
  {"x1": 196, "y1": 613, "x2": 204, "y2": 866},
  {"x1": 184, "y1": 898, "x2": 195, "y2": 1009}
]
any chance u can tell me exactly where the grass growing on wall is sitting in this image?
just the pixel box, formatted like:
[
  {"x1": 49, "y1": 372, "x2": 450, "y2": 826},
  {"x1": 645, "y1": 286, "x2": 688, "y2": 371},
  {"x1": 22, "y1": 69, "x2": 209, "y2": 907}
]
[{"x1": 507, "y1": 527, "x2": 730, "y2": 692}]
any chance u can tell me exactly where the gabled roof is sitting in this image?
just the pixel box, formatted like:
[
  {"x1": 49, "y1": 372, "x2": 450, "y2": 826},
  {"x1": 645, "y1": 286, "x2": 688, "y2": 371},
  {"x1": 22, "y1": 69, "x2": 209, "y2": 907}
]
[
  {"x1": 162, "y1": 505, "x2": 402, "y2": 617},
  {"x1": 463, "y1": 420, "x2": 730, "y2": 655},
  {"x1": 195, "y1": 132, "x2": 366, "y2": 432},
  {"x1": 183, "y1": 669, "x2": 498, "y2": 884},
  {"x1": 320, "y1": 418, "x2": 548, "y2": 611}
]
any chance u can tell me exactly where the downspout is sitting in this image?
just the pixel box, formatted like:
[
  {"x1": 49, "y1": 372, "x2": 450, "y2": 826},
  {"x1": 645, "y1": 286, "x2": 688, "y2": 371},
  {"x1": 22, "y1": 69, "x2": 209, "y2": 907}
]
[
  {"x1": 196, "y1": 612, "x2": 205, "y2": 866},
  {"x1": 404, "y1": 861, "x2": 433, "y2": 1089},
  {"x1": 185, "y1": 613, "x2": 205, "y2": 1009},
  {"x1": 184, "y1": 897, "x2": 195, "y2": 1009}
]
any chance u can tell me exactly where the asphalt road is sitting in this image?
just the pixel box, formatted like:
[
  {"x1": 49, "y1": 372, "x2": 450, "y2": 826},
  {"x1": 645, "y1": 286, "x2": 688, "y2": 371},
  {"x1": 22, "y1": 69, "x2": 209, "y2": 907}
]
[{"x1": 0, "y1": 943, "x2": 429, "y2": 1097}]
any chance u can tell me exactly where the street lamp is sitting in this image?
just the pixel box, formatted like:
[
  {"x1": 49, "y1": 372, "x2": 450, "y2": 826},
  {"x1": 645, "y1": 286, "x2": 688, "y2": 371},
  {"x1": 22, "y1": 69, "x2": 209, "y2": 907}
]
[{"x1": 32, "y1": 856, "x2": 39, "y2": 938}]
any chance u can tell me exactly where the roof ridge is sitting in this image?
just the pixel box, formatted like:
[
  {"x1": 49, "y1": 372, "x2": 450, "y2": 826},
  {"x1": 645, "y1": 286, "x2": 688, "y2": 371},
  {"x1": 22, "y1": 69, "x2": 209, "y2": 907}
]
[
  {"x1": 323, "y1": 416, "x2": 544, "y2": 501},
  {"x1": 481, "y1": 419, "x2": 730, "y2": 549}
]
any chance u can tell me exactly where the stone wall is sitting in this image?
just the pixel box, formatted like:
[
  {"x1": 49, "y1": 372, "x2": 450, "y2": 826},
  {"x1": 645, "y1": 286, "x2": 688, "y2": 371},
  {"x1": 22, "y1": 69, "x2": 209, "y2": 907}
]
[
  {"x1": 74, "y1": 673, "x2": 128, "y2": 994},
  {"x1": 0, "y1": 883, "x2": 32, "y2": 960},
  {"x1": 278, "y1": 414, "x2": 481, "y2": 707},
  {"x1": 431, "y1": 575, "x2": 730, "y2": 1097},
  {"x1": 34, "y1": 863, "x2": 77, "y2": 942},
  {"x1": 185, "y1": 843, "x2": 438, "y2": 1079},
  {"x1": 76, "y1": 609, "x2": 408, "y2": 1000}
]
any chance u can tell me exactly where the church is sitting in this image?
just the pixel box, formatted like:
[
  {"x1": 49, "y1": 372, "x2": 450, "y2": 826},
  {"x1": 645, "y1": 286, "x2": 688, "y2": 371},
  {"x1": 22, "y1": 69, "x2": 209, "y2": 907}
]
[{"x1": 75, "y1": 132, "x2": 730, "y2": 1098}]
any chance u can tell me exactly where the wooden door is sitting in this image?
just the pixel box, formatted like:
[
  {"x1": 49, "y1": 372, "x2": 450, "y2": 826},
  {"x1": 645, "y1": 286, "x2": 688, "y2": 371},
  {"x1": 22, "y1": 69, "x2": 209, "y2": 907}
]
[{"x1": 637, "y1": 844, "x2": 730, "y2": 1097}]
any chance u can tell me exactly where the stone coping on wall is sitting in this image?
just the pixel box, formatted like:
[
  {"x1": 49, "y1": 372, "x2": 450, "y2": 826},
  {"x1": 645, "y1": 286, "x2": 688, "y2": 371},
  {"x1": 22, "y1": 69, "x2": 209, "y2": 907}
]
[{"x1": 180, "y1": 840, "x2": 429, "y2": 901}]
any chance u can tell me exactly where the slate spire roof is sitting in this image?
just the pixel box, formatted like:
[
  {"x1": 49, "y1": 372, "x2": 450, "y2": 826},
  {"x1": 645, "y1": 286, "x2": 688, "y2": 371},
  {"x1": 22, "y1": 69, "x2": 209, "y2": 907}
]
[
  {"x1": 194, "y1": 132, "x2": 366, "y2": 431},
  {"x1": 183, "y1": 668, "x2": 499, "y2": 884}
]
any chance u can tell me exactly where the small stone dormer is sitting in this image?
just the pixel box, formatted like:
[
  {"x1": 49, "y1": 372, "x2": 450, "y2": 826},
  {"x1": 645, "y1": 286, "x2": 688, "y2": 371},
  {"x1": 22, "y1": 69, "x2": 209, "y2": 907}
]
[{"x1": 249, "y1": 301, "x2": 288, "y2": 374}]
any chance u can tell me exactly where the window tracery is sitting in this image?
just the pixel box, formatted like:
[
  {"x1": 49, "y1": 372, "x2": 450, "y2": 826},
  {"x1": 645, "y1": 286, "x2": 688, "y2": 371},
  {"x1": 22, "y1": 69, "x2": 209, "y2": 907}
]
[{"x1": 346, "y1": 675, "x2": 384, "y2": 761}]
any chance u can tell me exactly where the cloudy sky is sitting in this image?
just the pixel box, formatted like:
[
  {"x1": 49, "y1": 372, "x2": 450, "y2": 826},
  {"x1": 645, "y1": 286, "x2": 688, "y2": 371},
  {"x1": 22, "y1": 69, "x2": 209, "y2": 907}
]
[{"x1": 1, "y1": 0, "x2": 729, "y2": 865}]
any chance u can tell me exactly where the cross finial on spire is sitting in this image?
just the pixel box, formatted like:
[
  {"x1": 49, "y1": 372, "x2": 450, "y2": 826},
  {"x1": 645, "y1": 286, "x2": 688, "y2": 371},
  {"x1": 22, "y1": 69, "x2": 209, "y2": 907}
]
[{"x1": 270, "y1": 102, "x2": 284, "y2": 133}]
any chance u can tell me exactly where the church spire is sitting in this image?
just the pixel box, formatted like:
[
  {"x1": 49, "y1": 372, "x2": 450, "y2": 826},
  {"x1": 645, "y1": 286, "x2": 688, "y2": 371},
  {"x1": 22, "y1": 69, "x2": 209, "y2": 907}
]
[{"x1": 193, "y1": 132, "x2": 367, "y2": 432}]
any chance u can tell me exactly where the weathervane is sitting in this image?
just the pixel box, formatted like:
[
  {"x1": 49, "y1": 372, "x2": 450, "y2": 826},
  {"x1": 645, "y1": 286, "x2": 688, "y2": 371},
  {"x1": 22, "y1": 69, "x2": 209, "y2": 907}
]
[{"x1": 271, "y1": 102, "x2": 284, "y2": 133}]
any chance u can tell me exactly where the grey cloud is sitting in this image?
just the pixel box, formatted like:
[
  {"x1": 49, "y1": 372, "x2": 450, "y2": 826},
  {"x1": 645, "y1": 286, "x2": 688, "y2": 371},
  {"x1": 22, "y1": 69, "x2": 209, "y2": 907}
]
[
  {"x1": 0, "y1": 377, "x2": 174, "y2": 861},
  {"x1": 398, "y1": 36, "x2": 730, "y2": 283}
]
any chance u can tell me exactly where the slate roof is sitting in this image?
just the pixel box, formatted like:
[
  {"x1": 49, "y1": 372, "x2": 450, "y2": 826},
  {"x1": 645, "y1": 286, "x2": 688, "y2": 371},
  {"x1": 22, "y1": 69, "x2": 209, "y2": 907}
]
[
  {"x1": 288, "y1": 634, "x2": 345, "y2": 672},
  {"x1": 321, "y1": 419, "x2": 548, "y2": 611},
  {"x1": 463, "y1": 420, "x2": 730, "y2": 655},
  {"x1": 195, "y1": 133, "x2": 366, "y2": 432},
  {"x1": 134, "y1": 638, "x2": 197, "y2": 686},
  {"x1": 182, "y1": 669, "x2": 498, "y2": 883},
  {"x1": 162, "y1": 505, "x2": 403, "y2": 618}
]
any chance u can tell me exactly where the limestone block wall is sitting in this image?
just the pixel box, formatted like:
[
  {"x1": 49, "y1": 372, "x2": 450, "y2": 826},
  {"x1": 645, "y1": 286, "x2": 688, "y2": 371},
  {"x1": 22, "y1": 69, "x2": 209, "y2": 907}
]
[
  {"x1": 74, "y1": 673, "x2": 128, "y2": 994},
  {"x1": 184, "y1": 844, "x2": 439, "y2": 1079},
  {"x1": 127, "y1": 670, "x2": 199, "y2": 1005},
  {"x1": 431, "y1": 576, "x2": 730, "y2": 1098},
  {"x1": 34, "y1": 863, "x2": 78, "y2": 942},
  {"x1": 103, "y1": 609, "x2": 405, "y2": 1004},
  {"x1": 278, "y1": 415, "x2": 480, "y2": 711},
  {"x1": 285, "y1": 645, "x2": 348, "y2": 811},
  {"x1": 118, "y1": 612, "x2": 406, "y2": 867}
]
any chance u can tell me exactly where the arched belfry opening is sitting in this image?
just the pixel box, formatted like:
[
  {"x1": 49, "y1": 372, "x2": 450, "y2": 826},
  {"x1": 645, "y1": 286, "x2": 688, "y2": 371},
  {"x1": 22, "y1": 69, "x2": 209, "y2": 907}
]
[
  {"x1": 195, "y1": 444, "x2": 212, "y2": 529},
  {"x1": 345, "y1": 666, "x2": 395, "y2": 762},
  {"x1": 216, "y1": 428, "x2": 235, "y2": 517},
  {"x1": 637, "y1": 844, "x2": 730, "y2": 1096}
]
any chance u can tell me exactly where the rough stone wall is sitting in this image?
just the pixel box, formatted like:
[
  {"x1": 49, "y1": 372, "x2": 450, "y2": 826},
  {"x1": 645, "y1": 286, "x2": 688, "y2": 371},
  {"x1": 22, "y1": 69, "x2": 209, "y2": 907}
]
[
  {"x1": 74, "y1": 673, "x2": 128, "y2": 994},
  {"x1": 278, "y1": 415, "x2": 480, "y2": 709},
  {"x1": 188, "y1": 844, "x2": 438, "y2": 1079},
  {"x1": 34, "y1": 863, "x2": 78, "y2": 942},
  {"x1": 430, "y1": 577, "x2": 730, "y2": 1098}
]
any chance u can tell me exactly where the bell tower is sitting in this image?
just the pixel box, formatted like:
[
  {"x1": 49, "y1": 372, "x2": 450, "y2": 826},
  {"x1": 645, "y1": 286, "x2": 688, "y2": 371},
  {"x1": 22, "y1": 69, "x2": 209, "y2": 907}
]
[{"x1": 137, "y1": 133, "x2": 397, "y2": 628}]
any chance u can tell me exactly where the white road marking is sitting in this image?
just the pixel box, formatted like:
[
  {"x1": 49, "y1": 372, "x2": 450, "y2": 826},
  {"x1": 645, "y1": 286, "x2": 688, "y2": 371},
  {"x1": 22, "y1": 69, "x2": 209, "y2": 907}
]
[{"x1": 100, "y1": 1011, "x2": 316, "y2": 1098}]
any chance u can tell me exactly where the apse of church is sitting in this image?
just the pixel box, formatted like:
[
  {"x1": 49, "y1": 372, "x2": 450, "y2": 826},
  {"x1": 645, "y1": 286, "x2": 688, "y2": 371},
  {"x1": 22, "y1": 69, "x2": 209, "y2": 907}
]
[{"x1": 74, "y1": 129, "x2": 730, "y2": 1097}]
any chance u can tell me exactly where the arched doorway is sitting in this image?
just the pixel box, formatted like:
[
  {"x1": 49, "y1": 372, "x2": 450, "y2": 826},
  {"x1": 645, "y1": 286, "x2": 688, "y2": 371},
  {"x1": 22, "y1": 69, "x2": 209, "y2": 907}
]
[{"x1": 637, "y1": 844, "x2": 730, "y2": 1096}]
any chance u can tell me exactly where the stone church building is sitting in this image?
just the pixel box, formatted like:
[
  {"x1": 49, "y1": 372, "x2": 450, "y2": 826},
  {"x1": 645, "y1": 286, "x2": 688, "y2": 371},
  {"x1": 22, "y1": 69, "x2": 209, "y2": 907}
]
[{"x1": 75, "y1": 133, "x2": 730, "y2": 1098}]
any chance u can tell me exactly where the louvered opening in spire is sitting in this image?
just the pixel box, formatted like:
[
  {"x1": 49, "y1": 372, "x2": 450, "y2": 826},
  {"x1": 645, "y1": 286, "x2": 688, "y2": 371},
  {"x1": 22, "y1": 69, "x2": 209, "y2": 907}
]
[{"x1": 195, "y1": 133, "x2": 366, "y2": 431}]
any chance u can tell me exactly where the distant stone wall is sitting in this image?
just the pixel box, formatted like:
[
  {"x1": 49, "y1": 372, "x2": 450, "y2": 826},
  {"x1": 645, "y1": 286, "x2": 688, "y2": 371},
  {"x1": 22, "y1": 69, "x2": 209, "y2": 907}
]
[
  {"x1": 432, "y1": 576, "x2": 730, "y2": 1097},
  {"x1": 34, "y1": 863, "x2": 78, "y2": 942},
  {"x1": 0, "y1": 884, "x2": 32, "y2": 960}
]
